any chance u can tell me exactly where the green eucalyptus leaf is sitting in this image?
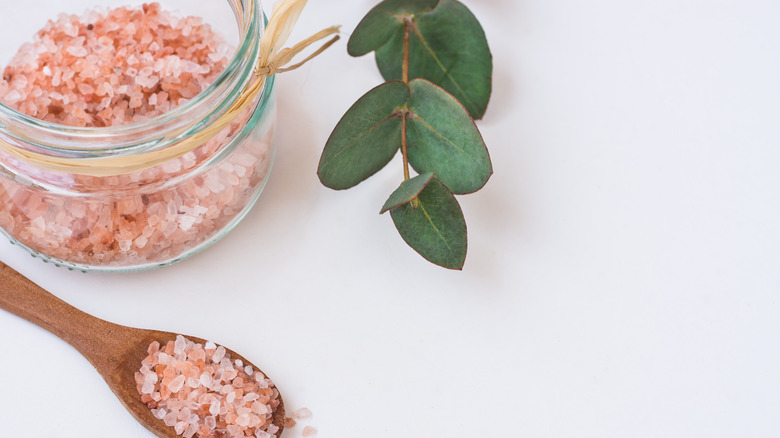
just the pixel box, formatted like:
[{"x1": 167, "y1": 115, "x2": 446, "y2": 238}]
[
  {"x1": 318, "y1": 81, "x2": 409, "y2": 190},
  {"x1": 406, "y1": 79, "x2": 492, "y2": 194},
  {"x1": 348, "y1": 0, "x2": 439, "y2": 57},
  {"x1": 380, "y1": 172, "x2": 435, "y2": 214},
  {"x1": 390, "y1": 177, "x2": 467, "y2": 270},
  {"x1": 374, "y1": 0, "x2": 492, "y2": 119}
]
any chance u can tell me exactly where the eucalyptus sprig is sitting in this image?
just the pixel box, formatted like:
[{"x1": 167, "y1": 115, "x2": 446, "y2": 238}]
[{"x1": 318, "y1": 0, "x2": 493, "y2": 270}]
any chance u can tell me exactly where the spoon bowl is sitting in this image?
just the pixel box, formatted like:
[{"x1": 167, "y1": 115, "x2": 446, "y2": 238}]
[{"x1": 0, "y1": 262, "x2": 285, "y2": 437}]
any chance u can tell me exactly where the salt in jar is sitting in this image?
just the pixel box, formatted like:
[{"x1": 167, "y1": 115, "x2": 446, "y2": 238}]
[{"x1": 0, "y1": 0, "x2": 276, "y2": 272}]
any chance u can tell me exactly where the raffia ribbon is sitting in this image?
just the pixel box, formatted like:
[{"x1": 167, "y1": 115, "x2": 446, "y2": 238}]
[{"x1": 0, "y1": 0, "x2": 339, "y2": 177}]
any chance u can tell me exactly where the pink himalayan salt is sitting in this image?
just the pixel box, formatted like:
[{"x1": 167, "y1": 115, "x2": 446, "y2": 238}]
[
  {"x1": 0, "y1": 3, "x2": 230, "y2": 127},
  {"x1": 302, "y1": 426, "x2": 318, "y2": 437},
  {"x1": 167, "y1": 374, "x2": 186, "y2": 392},
  {"x1": 0, "y1": 3, "x2": 273, "y2": 269},
  {"x1": 135, "y1": 335, "x2": 282, "y2": 438},
  {"x1": 293, "y1": 407, "x2": 312, "y2": 419}
]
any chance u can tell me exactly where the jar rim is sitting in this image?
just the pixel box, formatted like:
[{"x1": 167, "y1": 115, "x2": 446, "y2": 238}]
[{"x1": 0, "y1": 0, "x2": 266, "y2": 154}]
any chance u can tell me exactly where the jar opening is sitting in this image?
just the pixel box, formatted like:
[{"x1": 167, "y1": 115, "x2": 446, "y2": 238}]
[{"x1": 0, "y1": 0, "x2": 265, "y2": 154}]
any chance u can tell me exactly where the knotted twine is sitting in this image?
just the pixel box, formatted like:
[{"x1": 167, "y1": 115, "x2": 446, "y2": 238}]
[{"x1": 0, "y1": 0, "x2": 339, "y2": 177}]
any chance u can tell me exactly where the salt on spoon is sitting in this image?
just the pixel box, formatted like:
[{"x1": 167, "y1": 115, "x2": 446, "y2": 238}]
[{"x1": 0, "y1": 262, "x2": 286, "y2": 437}]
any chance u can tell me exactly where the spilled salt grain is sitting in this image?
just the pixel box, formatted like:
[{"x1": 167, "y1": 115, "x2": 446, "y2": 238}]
[
  {"x1": 293, "y1": 408, "x2": 312, "y2": 419},
  {"x1": 302, "y1": 426, "x2": 318, "y2": 437}
]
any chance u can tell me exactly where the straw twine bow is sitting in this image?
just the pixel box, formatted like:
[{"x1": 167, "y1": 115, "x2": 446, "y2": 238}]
[{"x1": 0, "y1": 0, "x2": 339, "y2": 177}]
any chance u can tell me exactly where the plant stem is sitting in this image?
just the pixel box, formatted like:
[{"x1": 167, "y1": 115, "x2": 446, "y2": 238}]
[
  {"x1": 402, "y1": 17, "x2": 411, "y2": 84},
  {"x1": 401, "y1": 17, "x2": 412, "y2": 182},
  {"x1": 401, "y1": 111, "x2": 410, "y2": 181}
]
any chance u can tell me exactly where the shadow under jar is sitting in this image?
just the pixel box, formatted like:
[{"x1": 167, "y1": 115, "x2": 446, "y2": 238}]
[{"x1": 0, "y1": 0, "x2": 276, "y2": 272}]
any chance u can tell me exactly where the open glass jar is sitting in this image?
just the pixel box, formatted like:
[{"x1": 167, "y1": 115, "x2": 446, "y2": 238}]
[{"x1": 0, "y1": 0, "x2": 275, "y2": 272}]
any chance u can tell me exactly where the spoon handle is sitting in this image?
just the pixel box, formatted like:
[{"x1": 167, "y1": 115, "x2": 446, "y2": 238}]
[{"x1": 0, "y1": 262, "x2": 135, "y2": 368}]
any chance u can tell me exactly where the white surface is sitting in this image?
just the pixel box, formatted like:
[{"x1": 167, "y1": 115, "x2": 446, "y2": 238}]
[{"x1": 1, "y1": 0, "x2": 780, "y2": 437}]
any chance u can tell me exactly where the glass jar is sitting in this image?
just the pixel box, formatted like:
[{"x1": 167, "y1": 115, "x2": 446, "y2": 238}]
[{"x1": 0, "y1": 0, "x2": 275, "y2": 272}]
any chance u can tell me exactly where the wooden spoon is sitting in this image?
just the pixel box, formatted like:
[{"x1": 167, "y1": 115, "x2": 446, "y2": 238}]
[{"x1": 0, "y1": 261, "x2": 285, "y2": 437}]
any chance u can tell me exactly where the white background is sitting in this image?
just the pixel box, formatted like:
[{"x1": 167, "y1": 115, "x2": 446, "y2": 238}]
[{"x1": 1, "y1": 0, "x2": 780, "y2": 437}]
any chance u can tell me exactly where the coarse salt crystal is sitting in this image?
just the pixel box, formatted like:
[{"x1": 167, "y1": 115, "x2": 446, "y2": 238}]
[
  {"x1": 77, "y1": 83, "x2": 95, "y2": 94},
  {"x1": 212, "y1": 346, "x2": 226, "y2": 364},
  {"x1": 302, "y1": 426, "x2": 318, "y2": 437},
  {"x1": 152, "y1": 408, "x2": 167, "y2": 420},
  {"x1": 183, "y1": 423, "x2": 198, "y2": 438},
  {"x1": 223, "y1": 368, "x2": 238, "y2": 380},
  {"x1": 158, "y1": 353, "x2": 171, "y2": 365},
  {"x1": 118, "y1": 239, "x2": 132, "y2": 252},
  {"x1": 164, "y1": 411, "x2": 178, "y2": 427},
  {"x1": 193, "y1": 205, "x2": 209, "y2": 216},
  {"x1": 167, "y1": 374, "x2": 186, "y2": 392},
  {"x1": 178, "y1": 215, "x2": 197, "y2": 231},
  {"x1": 134, "y1": 234, "x2": 149, "y2": 249},
  {"x1": 4, "y1": 90, "x2": 23, "y2": 104},
  {"x1": 174, "y1": 421, "x2": 187, "y2": 435},
  {"x1": 141, "y1": 379, "x2": 155, "y2": 395},
  {"x1": 209, "y1": 400, "x2": 221, "y2": 416},
  {"x1": 162, "y1": 221, "x2": 178, "y2": 237},
  {"x1": 251, "y1": 401, "x2": 269, "y2": 415},
  {"x1": 148, "y1": 341, "x2": 160, "y2": 355},
  {"x1": 236, "y1": 413, "x2": 251, "y2": 427},
  {"x1": 66, "y1": 46, "x2": 88, "y2": 57},
  {"x1": 174, "y1": 335, "x2": 186, "y2": 354},
  {"x1": 293, "y1": 408, "x2": 312, "y2": 419}
]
